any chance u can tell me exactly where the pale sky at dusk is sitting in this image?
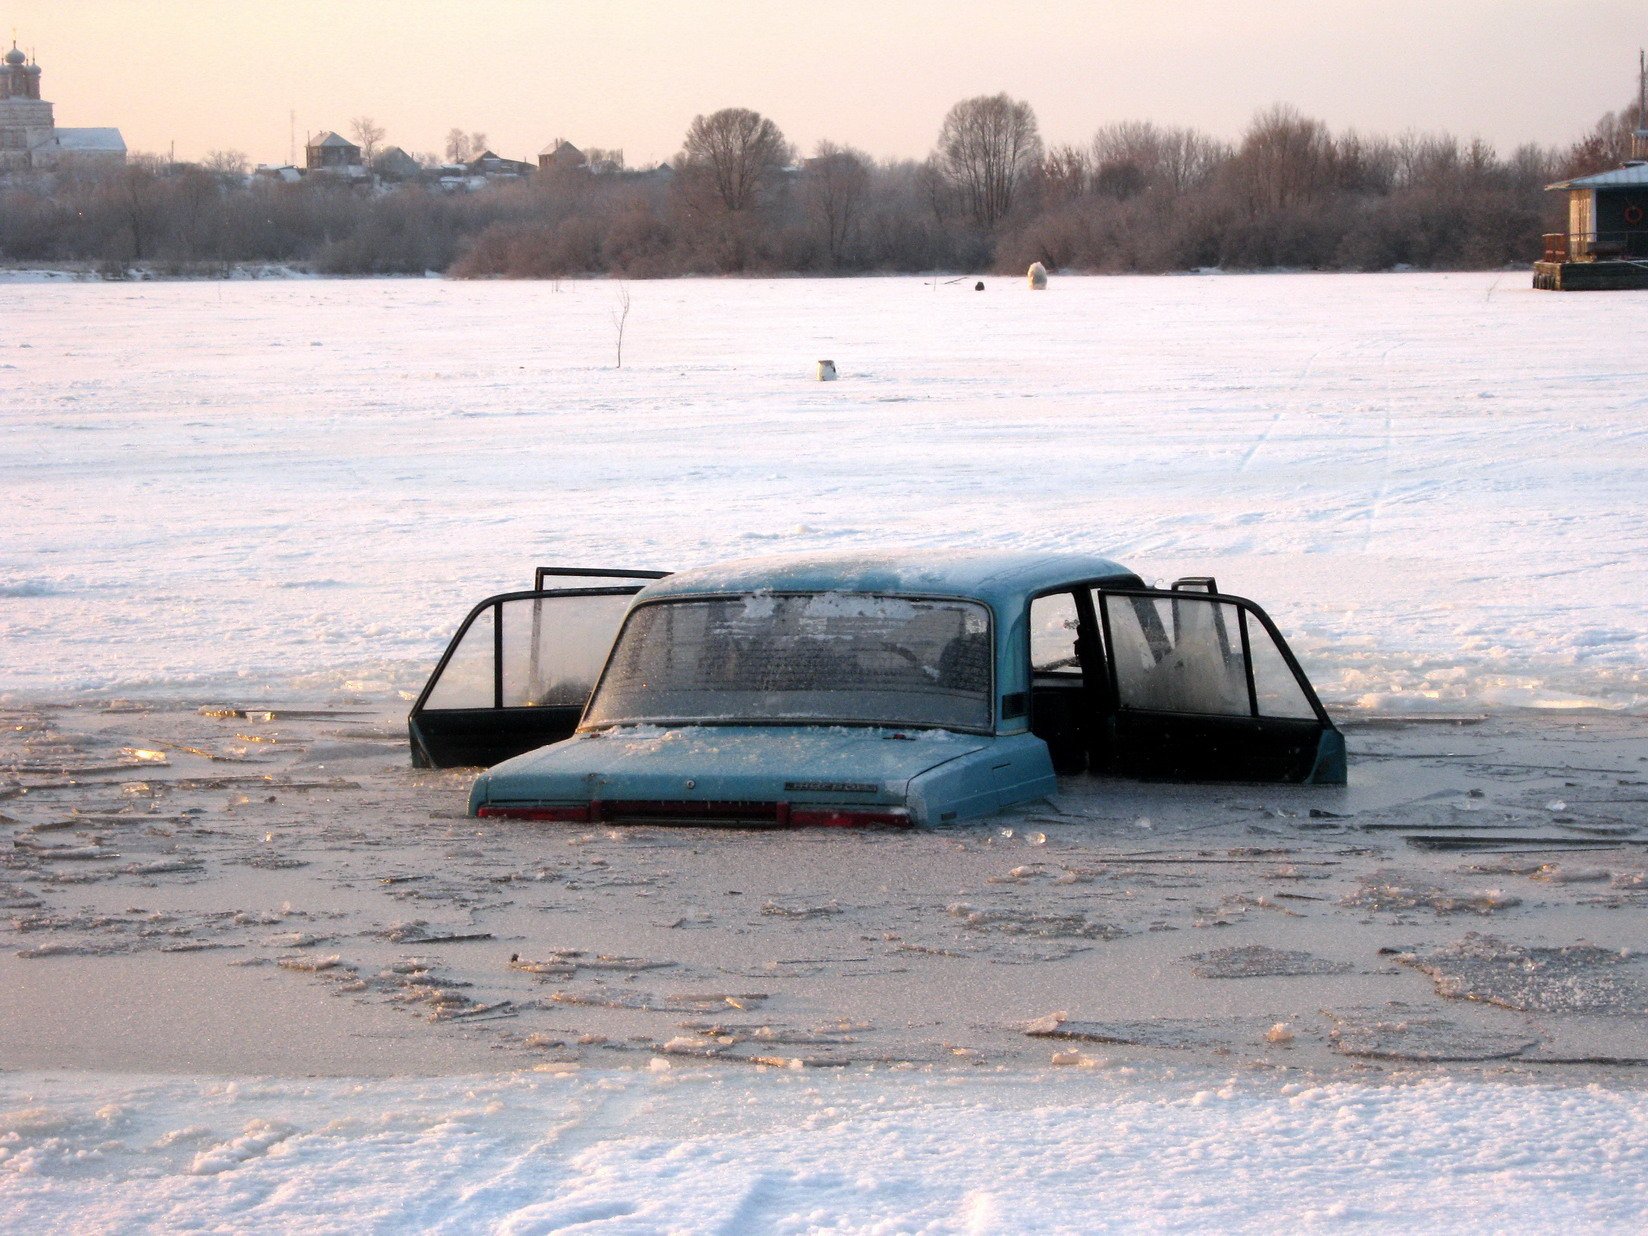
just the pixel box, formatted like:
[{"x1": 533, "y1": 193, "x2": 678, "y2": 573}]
[{"x1": 7, "y1": 1, "x2": 1643, "y2": 166}]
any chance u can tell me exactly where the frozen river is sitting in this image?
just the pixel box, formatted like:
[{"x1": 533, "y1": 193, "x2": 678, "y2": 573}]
[
  {"x1": 4, "y1": 271, "x2": 1647, "y2": 711},
  {"x1": 4, "y1": 272, "x2": 1648, "y2": 1231}
]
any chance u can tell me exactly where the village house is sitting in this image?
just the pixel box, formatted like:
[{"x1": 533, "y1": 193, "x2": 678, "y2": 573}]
[
  {"x1": 467, "y1": 149, "x2": 533, "y2": 179},
  {"x1": 537, "y1": 140, "x2": 633, "y2": 176},
  {"x1": 372, "y1": 145, "x2": 421, "y2": 182},
  {"x1": 538, "y1": 139, "x2": 586, "y2": 174},
  {"x1": 305, "y1": 130, "x2": 367, "y2": 179}
]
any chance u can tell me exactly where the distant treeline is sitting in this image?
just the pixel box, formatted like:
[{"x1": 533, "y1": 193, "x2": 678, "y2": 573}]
[{"x1": 2, "y1": 96, "x2": 1642, "y2": 277}]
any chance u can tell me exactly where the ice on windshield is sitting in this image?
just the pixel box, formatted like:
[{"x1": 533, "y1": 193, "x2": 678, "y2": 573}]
[{"x1": 584, "y1": 593, "x2": 993, "y2": 730}]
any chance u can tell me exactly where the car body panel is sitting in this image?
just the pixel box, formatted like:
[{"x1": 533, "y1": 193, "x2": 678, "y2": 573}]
[
  {"x1": 468, "y1": 724, "x2": 1053, "y2": 827},
  {"x1": 905, "y1": 732, "x2": 1058, "y2": 824}
]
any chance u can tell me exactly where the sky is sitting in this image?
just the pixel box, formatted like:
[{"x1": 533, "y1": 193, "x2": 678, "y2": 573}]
[{"x1": 6, "y1": 0, "x2": 1643, "y2": 165}]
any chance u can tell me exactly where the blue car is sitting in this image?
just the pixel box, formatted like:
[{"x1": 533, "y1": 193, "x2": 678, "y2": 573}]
[{"x1": 409, "y1": 551, "x2": 1345, "y2": 827}]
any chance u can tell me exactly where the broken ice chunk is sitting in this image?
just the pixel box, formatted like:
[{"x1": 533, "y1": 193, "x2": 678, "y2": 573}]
[{"x1": 1186, "y1": 945, "x2": 1352, "y2": 979}]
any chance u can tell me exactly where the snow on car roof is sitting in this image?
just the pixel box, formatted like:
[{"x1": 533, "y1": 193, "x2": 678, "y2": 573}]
[{"x1": 638, "y1": 549, "x2": 1139, "y2": 609}]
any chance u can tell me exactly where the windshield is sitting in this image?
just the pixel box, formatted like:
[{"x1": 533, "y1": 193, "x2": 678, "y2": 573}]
[{"x1": 583, "y1": 593, "x2": 993, "y2": 731}]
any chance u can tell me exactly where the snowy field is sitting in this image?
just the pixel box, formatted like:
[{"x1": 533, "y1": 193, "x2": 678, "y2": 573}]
[
  {"x1": 5, "y1": 273, "x2": 1648, "y2": 1231},
  {"x1": 4, "y1": 1069, "x2": 1646, "y2": 1232},
  {"x1": 3, "y1": 271, "x2": 1647, "y2": 710}
]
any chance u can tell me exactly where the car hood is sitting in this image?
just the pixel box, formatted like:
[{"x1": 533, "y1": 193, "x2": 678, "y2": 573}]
[{"x1": 470, "y1": 724, "x2": 991, "y2": 810}]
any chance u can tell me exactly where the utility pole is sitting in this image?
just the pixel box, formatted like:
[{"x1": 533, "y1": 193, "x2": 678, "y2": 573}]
[
  {"x1": 289, "y1": 109, "x2": 296, "y2": 167},
  {"x1": 1635, "y1": 50, "x2": 1648, "y2": 162}
]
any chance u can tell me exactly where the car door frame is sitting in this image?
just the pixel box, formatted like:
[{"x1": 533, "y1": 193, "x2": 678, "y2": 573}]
[
  {"x1": 409, "y1": 568, "x2": 668, "y2": 769},
  {"x1": 1023, "y1": 577, "x2": 1136, "y2": 773},
  {"x1": 1041, "y1": 580, "x2": 1344, "y2": 785}
]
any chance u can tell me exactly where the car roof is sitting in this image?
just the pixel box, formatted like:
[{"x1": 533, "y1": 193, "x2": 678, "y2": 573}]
[{"x1": 636, "y1": 549, "x2": 1140, "y2": 610}]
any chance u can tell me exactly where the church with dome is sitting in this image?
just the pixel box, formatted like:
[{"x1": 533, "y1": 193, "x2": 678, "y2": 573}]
[{"x1": 0, "y1": 40, "x2": 125, "y2": 171}]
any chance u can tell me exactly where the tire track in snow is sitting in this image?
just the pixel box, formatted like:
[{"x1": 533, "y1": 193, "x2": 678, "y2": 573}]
[
  {"x1": 1359, "y1": 341, "x2": 1407, "y2": 553},
  {"x1": 1235, "y1": 344, "x2": 1326, "y2": 475},
  {"x1": 424, "y1": 1086, "x2": 652, "y2": 1233}
]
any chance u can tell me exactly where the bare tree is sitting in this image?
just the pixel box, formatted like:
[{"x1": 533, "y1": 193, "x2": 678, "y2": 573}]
[
  {"x1": 803, "y1": 141, "x2": 870, "y2": 265},
  {"x1": 1038, "y1": 144, "x2": 1092, "y2": 205},
  {"x1": 1563, "y1": 95, "x2": 1644, "y2": 177},
  {"x1": 445, "y1": 129, "x2": 471, "y2": 163},
  {"x1": 1156, "y1": 127, "x2": 1227, "y2": 195},
  {"x1": 678, "y1": 107, "x2": 794, "y2": 213},
  {"x1": 1227, "y1": 105, "x2": 1337, "y2": 213},
  {"x1": 1335, "y1": 129, "x2": 1397, "y2": 195},
  {"x1": 935, "y1": 94, "x2": 1042, "y2": 230},
  {"x1": 470, "y1": 131, "x2": 489, "y2": 157},
  {"x1": 1091, "y1": 121, "x2": 1225, "y2": 198},
  {"x1": 168, "y1": 165, "x2": 222, "y2": 259},
  {"x1": 611, "y1": 282, "x2": 631, "y2": 368},
  {"x1": 201, "y1": 149, "x2": 249, "y2": 179},
  {"x1": 916, "y1": 156, "x2": 952, "y2": 224},
  {"x1": 105, "y1": 154, "x2": 167, "y2": 261},
  {"x1": 349, "y1": 116, "x2": 386, "y2": 165}
]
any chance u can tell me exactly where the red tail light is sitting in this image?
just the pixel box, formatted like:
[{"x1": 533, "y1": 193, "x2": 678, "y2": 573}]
[{"x1": 476, "y1": 804, "x2": 591, "y2": 822}]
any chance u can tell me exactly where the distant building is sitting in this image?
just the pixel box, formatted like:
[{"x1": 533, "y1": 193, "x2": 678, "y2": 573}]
[
  {"x1": 373, "y1": 145, "x2": 421, "y2": 181},
  {"x1": 305, "y1": 130, "x2": 366, "y2": 178},
  {"x1": 1535, "y1": 55, "x2": 1648, "y2": 290},
  {"x1": 467, "y1": 149, "x2": 533, "y2": 179},
  {"x1": 253, "y1": 164, "x2": 303, "y2": 184},
  {"x1": 0, "y1": 41, "x2": 126, "y2": 171},
  {"x1": 538, "y1": 139, "x2": 586, "y2": 174}
]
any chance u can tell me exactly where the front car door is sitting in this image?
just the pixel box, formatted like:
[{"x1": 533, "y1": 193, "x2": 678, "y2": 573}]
[
  {"x1": 409, "y1": 568, "x2": 666, "y2": 768},
  {"x1": 1087, "y1": 587, "x2": 1345, "y2": 785}
]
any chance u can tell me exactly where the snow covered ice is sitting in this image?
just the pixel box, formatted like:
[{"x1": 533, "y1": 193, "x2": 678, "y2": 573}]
[
  {"x1": 4, "y1": 272, "x2": 1648, "y2": 1230},
  {"x1": 3, "y1": 1070, "x2": 1647, "y2": 1231},
  {"x1": 3, "y1": 272, "x2": 1646, "y2": 710}
]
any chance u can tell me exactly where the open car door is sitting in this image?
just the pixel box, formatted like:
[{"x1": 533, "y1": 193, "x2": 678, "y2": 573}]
[
  {"x1": 409, "y1": 568, "x2": 667, "y2": 769},
  {"x1": 1088, "y1": 587, "x2": 1345, "y2": 785}
]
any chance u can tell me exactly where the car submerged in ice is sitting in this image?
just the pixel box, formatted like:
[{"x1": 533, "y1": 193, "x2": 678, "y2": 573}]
[{"x1": 409, "y1": 552, "x2": 1345, "y2": 828}]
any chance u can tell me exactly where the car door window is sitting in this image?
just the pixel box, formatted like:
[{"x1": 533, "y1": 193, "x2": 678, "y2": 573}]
[
  {"x1": 424, "y1": 604, "x2": 495, "y2": 710},
  {"x1": 1029, "y1": 592, "x2": 1082, "y2": 674},
  {"x1": 500, "y1": 592, "x2": 639, "y2": 707},
  {"x1": 1102, "y1": 592, "x2": 1250, "y2": 716},
  {"x1": 1246, "y1": 616, "x2": 1319, "y2": 718}
]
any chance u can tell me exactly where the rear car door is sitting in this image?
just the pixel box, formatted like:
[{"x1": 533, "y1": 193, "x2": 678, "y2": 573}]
[
  {"x1": 409, "y1": 569, "x2": 666, "y2": 769},
  {"x1": 1089, "y1": 587, "x2": 1345, "y2": 785}
]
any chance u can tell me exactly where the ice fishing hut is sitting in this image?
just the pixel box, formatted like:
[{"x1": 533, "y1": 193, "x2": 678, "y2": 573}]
[{"x1": 1534, "y1": 55, "x2": 1648, "y2": 290}]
